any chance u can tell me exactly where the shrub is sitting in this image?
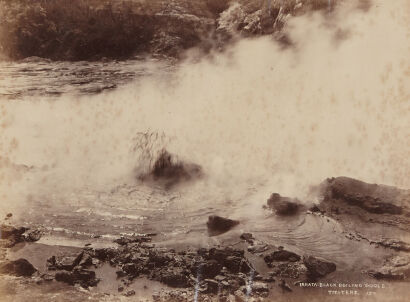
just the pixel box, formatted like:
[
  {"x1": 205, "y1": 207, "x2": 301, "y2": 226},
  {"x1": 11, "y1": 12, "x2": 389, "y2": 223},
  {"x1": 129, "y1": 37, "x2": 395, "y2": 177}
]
[{"x1": 0, "y1": 0, "x2": 155, "y2": 60}]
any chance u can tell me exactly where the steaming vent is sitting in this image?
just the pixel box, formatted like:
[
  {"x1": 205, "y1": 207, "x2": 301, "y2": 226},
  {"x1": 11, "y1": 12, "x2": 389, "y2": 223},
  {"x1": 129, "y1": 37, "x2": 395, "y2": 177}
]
[{"x1": 139, "y1": 149, "x2": 203, "y2": 188}]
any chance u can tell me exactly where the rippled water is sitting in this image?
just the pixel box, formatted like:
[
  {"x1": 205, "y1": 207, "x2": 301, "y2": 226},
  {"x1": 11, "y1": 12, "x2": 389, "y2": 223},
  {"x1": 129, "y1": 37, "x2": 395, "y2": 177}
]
[
  {"x1": 14, "y1": 176, "x2": 387, "y2": 272},
  {"x1": 0, "y1": 57, "x2": 171, "y2": 99},
  {"x1": 0, "y1": 55, "x2": 397, "y2": 270}
]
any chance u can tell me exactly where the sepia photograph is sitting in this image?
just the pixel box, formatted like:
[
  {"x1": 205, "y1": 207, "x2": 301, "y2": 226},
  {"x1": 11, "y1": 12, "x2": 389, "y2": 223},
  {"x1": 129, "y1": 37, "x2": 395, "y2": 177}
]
[{"x1": 0, "y1": 0, "x2": 409, "y2": 301}]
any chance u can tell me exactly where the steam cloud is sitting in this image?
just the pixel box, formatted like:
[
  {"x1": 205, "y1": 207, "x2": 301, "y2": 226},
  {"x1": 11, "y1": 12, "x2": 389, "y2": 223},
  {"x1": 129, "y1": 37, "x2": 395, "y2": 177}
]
[{"x1": 0, "y1": 0, "x2": 409, "y2": 215}]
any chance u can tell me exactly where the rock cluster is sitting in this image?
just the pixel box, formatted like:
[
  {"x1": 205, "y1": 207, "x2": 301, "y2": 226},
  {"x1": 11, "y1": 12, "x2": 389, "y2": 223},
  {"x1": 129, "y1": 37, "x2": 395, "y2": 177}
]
[
  {"x1": 263, "y1": 246, "x2": 335, "y2": 281},
  {"x1": 110, "y1": 242, "x2": 256, "y2": 295},
  {"x1": 46, "y1": 251, "x2": 99, "y2": 287}
]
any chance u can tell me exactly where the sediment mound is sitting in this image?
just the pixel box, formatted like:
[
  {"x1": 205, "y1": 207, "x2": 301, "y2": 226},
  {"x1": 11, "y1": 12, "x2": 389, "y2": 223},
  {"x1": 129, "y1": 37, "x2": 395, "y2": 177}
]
[
  {"x1": 266, "y1": 193, "x2": 303, "y2": 216},
  {"x1": 317, "y1": 176, "x2": 410, "y2": 256},
  {"x1": 322, "y1": 177, "x2": 408, "y2": 215},
  {"x1": 318, "y1": 177, "x2": 410, "y2": 228},
  {"x1": 139, "y1": 149, "x2": 202, "y2": 188}
]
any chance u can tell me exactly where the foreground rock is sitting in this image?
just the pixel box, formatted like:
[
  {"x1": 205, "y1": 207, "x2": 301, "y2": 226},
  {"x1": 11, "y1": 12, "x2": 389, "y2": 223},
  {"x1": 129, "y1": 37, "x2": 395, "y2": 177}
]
[
  {"x1": 207, "y1": 215, "x2": 240, "y2": 236},
  {"x1": 0, "y1": 258, "x2": 37, "y2": 277},
  {"x1": 264, "y1": 249, "x2": 301, "y2": 263},
  {"x1": 44, "y1": 236, "x2": 268, "y2": 297},
  {"x1": 266, "y1": 193, "x2": 302, "y2": 216},
  {"x1": 303, "y1": 256, "x2": 336, "y2": 281},
  {"x1": 0, "y1": 224, "x2": 42, "y2": 248},
  {"x1": 262, "y1": 245, "x2": 335, "y2": 281},
  {"x1": 47, "y1": 252, "x2": 84, "y2": 271},
  {"x1": 55, "y1": 268, "x2": 99, "y2": 287}
]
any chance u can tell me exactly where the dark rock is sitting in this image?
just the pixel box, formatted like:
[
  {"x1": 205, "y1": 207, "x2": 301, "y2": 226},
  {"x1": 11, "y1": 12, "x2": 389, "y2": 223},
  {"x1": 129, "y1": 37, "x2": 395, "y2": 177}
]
[
  {"x1": 46, "y1": 256, "x2": 56, "y2": 269},
  {"x1": 55, "y1": 267, "x2": 99, "y2": 288},
  {"x1": 58, "y1": 256, "x2": 82, "y2": 271},
  {"x1": 121, "y1": 263, "x2": 141, "y2": 278},
  {"x1": 248, "y1": 243, "x2": 269, "y2": 254},
  {"x1": 123, "y1": 290, "x2": 136, "y2": 297},
  {"x1": 114, "y1": 235, "x2": 152, "y2": 245},
  {"x1": 240, "y1": 233, "x2": 254, "y2": 244},
  {"x1": 55, "y1": 271, "x2": 74, "y2": 285},
  {"x1": 116, "y1": 269, "x2": 127, "y2": 278},
  {"x1": 0, "y1": 225, "x2": 26, "y2": 239},
  {"x1": 5, "y1": 213, "x2": 12, "y2": 219},
  {"x1": 49, "y1": 252, "x2": 83, "y2": 271},
  {"x1": 79, "y1": 253, "x2": 93, "y2": 268},
  {"x1": 159, "y1": 268, "x2": 190, "y2": 288},
  {"x1": 0, "y1": 225, "x2": 26, "y2": 247},
  {"x1": 207, "y1": 215, "x2": 240, "y2": 236},
  {"x1": 234, "y1": 289, "x2": 248, "y2": 302},
  {"x1": 0, "y1": 258, "x2": 37, "y2": 277},
  {"x1": 204, "y1": 278, "x2": 219, "y2": 294},
  {"x1": 262, "y1": 275, "x2": 275, "y2": 283},
  {"x1": 309, "y1": 205, "x2": 321, "y2": 213},
  {"x1": 41, "y1": 273, "x2": 54, "y2": 282},
  {"x1": 93, "y1": 248, "x2": 117, "y2": 261},
  {"x1": 208, "y1": 248, "x2": 244, "y2": 262},
  {"x1": 197, "y1": 259, "x2": 222, "y2": 279},
  {"x1": 303, "y1": 256, "x2": 336, "y2": 280},
  {"x1": 225, "y1": 256, "x2": 252, "y2": 274},
  {"x1": 118, "y1": 286, "x2": 124, "y2": 292},
  {"x1": 24, "y1": 229, "x2": 42, "y2": 242},
  {"x1": 214, "y1": 275, "x2": 226, "y2": 282},
  {"x1": 228, "y1": 274, "x2": 246, "y2": 290},
  {"x1": 264, "y1": 250, "x2": 301, "y2": 263},
  {"x1": 251, "y1": 281, "x2": 269, "y2": 294},
  {"x1": 267, "y1": 193, "x2": 301, "y2": 216},
  {"x1": 375, "y1": 239, "x2": 410, "y2": 252},
  {"x1": 149, "y1": 252, "x2": 172, "y2": 267},
  {"x1": 269, "y1": 262, "x2": 307, "y2": 279},
  {"x1": 279, "y1": 279, "x2": 292, "y2": 292}
]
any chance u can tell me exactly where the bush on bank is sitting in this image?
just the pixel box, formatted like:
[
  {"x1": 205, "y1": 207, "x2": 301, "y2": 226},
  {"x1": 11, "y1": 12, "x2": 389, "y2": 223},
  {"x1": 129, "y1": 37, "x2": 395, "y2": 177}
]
[{"x1": 0, "y1": 0, "x2": 156, "y2": 60}]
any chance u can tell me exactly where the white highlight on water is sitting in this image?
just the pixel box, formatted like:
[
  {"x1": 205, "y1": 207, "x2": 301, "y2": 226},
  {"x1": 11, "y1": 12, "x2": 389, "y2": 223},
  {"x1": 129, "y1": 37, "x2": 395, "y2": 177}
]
[
  {"x1": 194, "y1": 265, "x2": 201, "y2": 302},
  {"x1": 246, "y1": 269, "x2": 255, "y2": 299}
]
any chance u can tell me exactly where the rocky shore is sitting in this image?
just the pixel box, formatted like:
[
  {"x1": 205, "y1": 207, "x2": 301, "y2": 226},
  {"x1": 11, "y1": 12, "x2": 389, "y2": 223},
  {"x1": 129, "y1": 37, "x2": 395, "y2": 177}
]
[{"x1": 1, "y1": 176, "x2": 409, "y2": 301}]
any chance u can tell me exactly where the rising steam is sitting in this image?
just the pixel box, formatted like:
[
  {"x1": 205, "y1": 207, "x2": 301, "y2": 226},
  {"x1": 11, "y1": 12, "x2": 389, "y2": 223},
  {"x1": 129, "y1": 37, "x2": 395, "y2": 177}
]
[{"x1": 0, "y1": 0, "x2": 409, "y2": 215}]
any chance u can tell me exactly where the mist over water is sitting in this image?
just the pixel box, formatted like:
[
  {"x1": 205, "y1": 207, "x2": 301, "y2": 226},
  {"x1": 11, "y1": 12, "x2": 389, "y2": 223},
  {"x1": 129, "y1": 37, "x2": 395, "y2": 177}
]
[{"x1": 0, "y1": 0, "x2": 409, "y2": 214}]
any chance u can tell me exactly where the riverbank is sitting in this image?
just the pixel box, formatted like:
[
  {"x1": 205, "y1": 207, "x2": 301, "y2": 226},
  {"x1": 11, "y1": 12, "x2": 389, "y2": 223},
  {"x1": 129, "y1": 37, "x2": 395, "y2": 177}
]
[{"x1": 0, "y1": 0, "x2": 341, "y2": 61}]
